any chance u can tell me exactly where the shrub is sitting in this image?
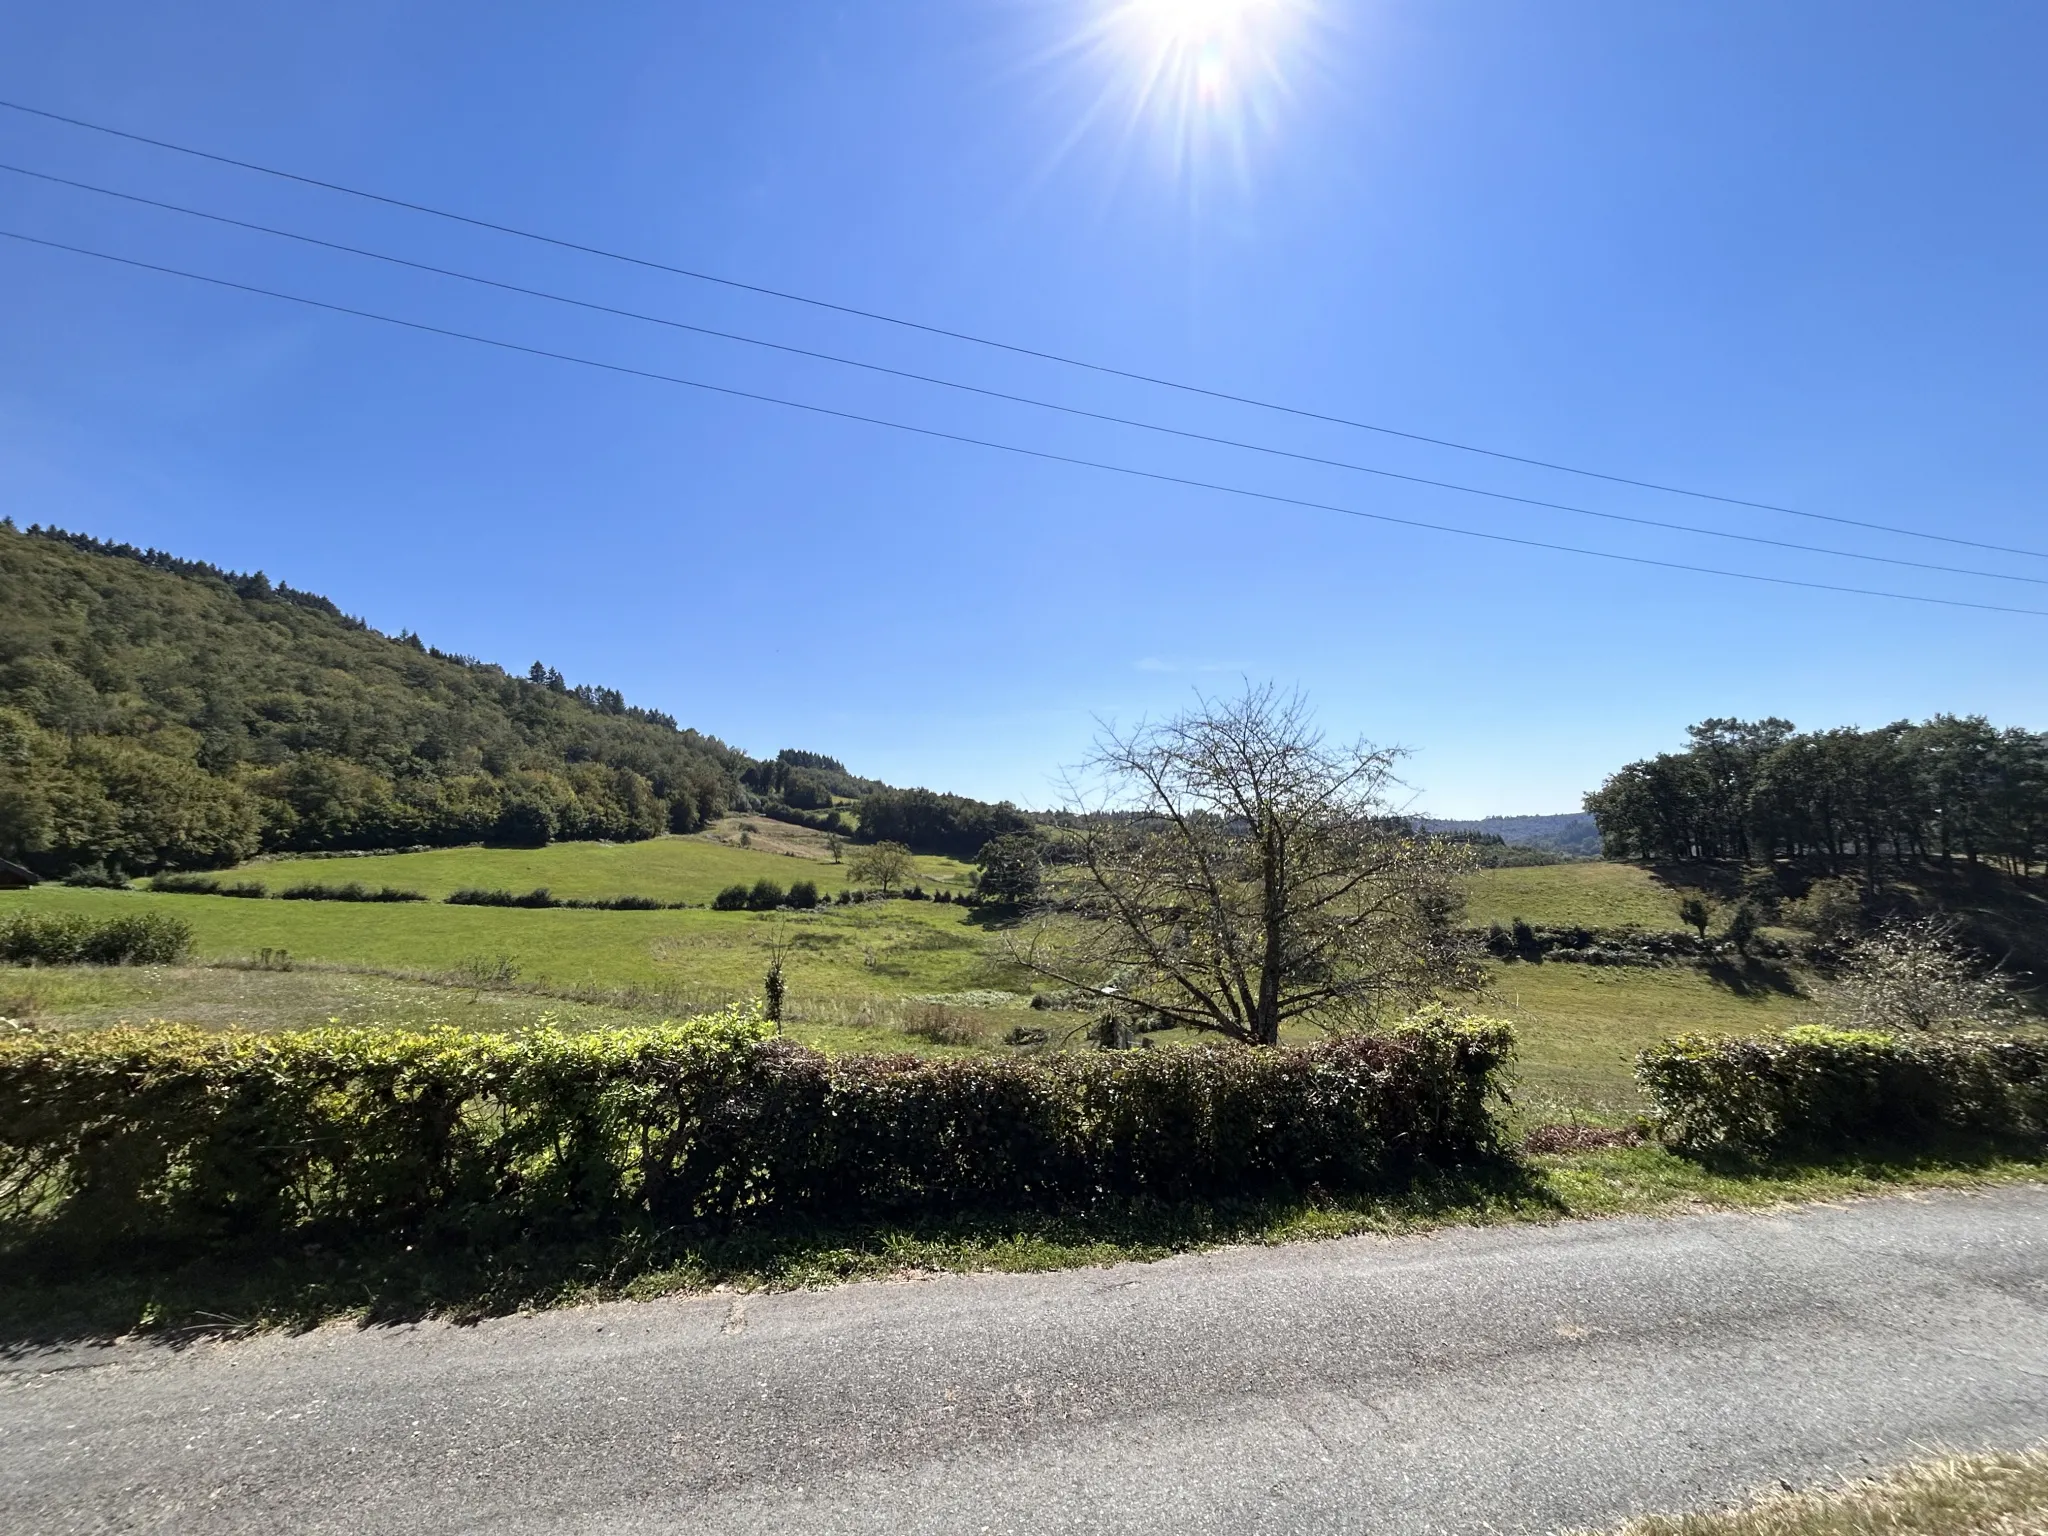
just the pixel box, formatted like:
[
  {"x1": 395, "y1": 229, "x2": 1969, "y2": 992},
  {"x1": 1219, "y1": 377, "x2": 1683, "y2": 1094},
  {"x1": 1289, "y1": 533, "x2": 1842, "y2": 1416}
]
[
  {"x1": 61, "y1": 864, "x2": 130, "y2": 889},
  {"x1": 1637, "y1": 1027, "x2": 2048, "y2": 1159},
  {"x1": 279, "y1": 882, "x2": 425, "y2": 903},
  {"x1": 446, "y1": 887, "x2": 557, "y2": 909},
  {"x1": 902, "y1": 1003, "x2": 984, "y2": 1047},
  {"x1": 786, "y1": 880, "x2": 820, "y2": 910},
  {"x1": 153, "y1": 873, "x2": 220, "y2": 895},
  {"x1": 712, "y1": 884, "x2": 751, "y2": 912},
  {"x1": 0, "y1": 910, "x2": 193, "y2": 966},
  {"x1": 1819, "y1": 918, "x2": 2019, "y2": 1034},
  {"x1": 1724, "y1": 901, "x2": 1761, "y2": 957},
  {"x1": 450, "y1": 953, "x2": 519, "y2": 987},
  {"x1": 1783, "y1": 875, "x2": 1868, "y2": 947},
  {"x1": 0, "y1": 1014, "x2": 1513, "y2": 1246},
  {"x1": 153, "y1": 873, "x2": 267, "y2": 898},
  {"x1": 746, "y1": 879, "x2": 784, "y2": 911}
]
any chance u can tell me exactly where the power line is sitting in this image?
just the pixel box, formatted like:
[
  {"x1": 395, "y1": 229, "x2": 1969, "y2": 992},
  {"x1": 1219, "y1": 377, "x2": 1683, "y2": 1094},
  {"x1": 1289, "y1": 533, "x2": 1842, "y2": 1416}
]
[
  {"x1": 3, "y1": 94, "x2": 2039, "y2": 564},
  {"x1": 5, "y1": 223, "x2": 2044, "y2": 623},
  {"x1": 7, "y1": 157, "x2": 2045, "y2": 593}
]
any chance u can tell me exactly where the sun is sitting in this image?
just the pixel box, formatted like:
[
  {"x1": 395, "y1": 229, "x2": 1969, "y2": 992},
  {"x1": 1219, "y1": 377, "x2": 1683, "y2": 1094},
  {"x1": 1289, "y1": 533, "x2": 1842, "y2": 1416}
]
[
  {"x1": 1119, "y1": 0, "x2": 1291, "y2": 95},
  {"x1": 1081, "y1": 0, "x2": 1315, "y2": 176}
]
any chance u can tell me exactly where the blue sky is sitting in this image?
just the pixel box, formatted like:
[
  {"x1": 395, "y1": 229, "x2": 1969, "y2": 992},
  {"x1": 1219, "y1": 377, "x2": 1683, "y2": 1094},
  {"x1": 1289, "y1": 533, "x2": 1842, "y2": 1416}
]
[{"x1": 2, "y1": 1, "x2": 2043, "y2": 815}]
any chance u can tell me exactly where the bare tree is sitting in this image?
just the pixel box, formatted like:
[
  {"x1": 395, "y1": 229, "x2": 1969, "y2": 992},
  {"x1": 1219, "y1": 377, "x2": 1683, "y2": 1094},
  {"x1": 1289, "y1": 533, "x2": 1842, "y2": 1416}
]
[{"x1": 1015, "y1": 684, "x2": 1477, "y2": 1045}]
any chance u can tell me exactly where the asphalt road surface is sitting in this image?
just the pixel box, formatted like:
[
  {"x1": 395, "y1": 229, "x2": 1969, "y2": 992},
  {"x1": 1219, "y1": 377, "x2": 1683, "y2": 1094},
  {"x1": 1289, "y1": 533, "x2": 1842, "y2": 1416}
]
[{"x1": 6, "y1": 1186, "x2": 2047, "y2": 1535}]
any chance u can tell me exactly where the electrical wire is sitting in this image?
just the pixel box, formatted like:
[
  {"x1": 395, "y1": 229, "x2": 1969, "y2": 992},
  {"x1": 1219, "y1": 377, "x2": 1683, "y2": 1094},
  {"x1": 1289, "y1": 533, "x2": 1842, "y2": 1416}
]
[
  {"x1": 4, "y1": 158, "x2": 2042, "y2": 592},
  {"x1": 3, "y1": 94, "x2": 2040, "y2": 563},
  {"x1": 4, "y1": 223, "x2": 2043, "y2": 622}
]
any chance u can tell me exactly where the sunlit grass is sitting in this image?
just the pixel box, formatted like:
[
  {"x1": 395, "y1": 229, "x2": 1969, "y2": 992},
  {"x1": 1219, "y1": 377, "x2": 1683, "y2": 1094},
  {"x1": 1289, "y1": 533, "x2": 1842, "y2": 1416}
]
[{"x1": 1570, "y1": 1444, "x2": 2048, "y2": 1535}]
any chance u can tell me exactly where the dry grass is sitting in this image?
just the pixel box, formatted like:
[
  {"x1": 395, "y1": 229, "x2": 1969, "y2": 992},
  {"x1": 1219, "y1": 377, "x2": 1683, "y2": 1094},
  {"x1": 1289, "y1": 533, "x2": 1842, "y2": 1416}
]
[
  {"x1": 1577, "y1": 1446, "x2": 2048, "y2": 1535},
  {"x1": 899, "y1": 1001, "x2": 994, "y2": 1046},
  {"x1": 691, "y1": 814, "x2": 846, "y2": 863}
]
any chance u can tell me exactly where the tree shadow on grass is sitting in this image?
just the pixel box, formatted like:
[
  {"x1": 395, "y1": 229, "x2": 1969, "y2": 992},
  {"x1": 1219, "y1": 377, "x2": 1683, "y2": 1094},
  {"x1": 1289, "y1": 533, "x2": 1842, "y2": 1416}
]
[
  {"x1": 960, "y1": 904, "x2": 1027, "y2": 931},
  {"x1": 0, "y1": 1159, "x2": 1559, "y2": 1352},
  {"x1": 1702, "y1": 955, "x2": 1805, "y2": 998},
  {"x1": 1674, "y1": 1134, "x2": 2046, "y2": 1184}
]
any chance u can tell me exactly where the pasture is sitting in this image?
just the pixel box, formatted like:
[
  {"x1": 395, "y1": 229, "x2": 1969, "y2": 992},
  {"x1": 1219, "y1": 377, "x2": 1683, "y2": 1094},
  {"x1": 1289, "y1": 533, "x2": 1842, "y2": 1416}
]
[
  {"x1": 229, "y1": 818, "x2": 975, "y2": 904},
  {"x1": 1, "y1": 850, "x2": 1815, "y2": 1115},
  {"x1": 1462, "y1": 860, "x2": 1691, "y2": 930}
]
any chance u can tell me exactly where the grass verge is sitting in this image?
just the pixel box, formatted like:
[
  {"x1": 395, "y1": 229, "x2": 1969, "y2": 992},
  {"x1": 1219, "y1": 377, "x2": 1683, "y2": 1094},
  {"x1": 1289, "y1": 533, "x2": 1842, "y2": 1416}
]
[
  {"x1": 3, "y1": 1144, "x2": 2040, "y2": 1346},
  {"x1": 1572, "y1": 1444, "x2": 2048, "y2": 1535}
]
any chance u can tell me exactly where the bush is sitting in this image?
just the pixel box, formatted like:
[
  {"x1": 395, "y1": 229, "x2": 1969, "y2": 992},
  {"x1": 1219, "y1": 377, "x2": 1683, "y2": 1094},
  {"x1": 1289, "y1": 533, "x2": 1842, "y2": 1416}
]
[
  {"x1": 746, "y1": 879, "x2": 784, "y2": 911},
  {"x1": 901, "y1": 1003, "x2": 985, "y2": 1047},
  {"x1": 0, "y1": 909, "x2": 193, "y2": 966},
  {"x1": 1819, "y1": 918, "x2": 2019, "y2": 1034},
  {"x1": 153, "y1": 873, "x2": 268, "y2": 898},
  {"x1": 446, "y1": 887, "x2": 557, "y2": 909},
  {"x1": 1637, "y1": 1027, "x2": 2048, "y2": 1160},
  {"x1": 0, "y1": 1014, "x2": 1513, "y2": 1246},
  {"x1": 786, "y1": 880, "x2": 820, "y2": 910},
  {"x1": 712, "y1": 884, "x2": 751, "y2": 912},
  {"x1": 561, "y1": 894, "x2": 665, "y2": 912},
  {"x1": 279, "y1": 882, "x2": 425, "y2": 903},
  {"x1": 61, "y1": 865, "x2": 130, "y2": 889}
]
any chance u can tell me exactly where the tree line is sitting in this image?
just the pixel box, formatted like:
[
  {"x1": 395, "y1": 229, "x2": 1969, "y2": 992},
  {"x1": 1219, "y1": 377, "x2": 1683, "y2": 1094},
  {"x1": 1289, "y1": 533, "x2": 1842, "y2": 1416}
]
[
  {"x1": 0, "y1": 523, "x2": 1058, "y2": 879},
  {"x1": 854, "y1": 786, "x2": 1033, "y2": 860},
  {"x1": 1585, "y1": 715, "x2": 2048, "y2": 874}
]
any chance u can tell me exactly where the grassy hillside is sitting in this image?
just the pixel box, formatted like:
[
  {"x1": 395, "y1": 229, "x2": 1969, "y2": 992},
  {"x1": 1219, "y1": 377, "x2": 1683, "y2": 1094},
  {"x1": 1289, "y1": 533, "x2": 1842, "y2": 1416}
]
[
  {"x1": 233, "y1": 820, "x2": 975, "y2": 905},
  {"x1": 1463, "y1": 861, "x2": 1688, "y2": 929},
  {"x1": 1488, "y1": 963, "x2": 1802, "y2": 1118}
]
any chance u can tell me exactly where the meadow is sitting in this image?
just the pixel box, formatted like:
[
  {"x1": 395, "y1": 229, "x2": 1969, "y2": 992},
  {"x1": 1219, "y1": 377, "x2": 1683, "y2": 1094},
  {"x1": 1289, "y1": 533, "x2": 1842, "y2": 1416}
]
[
  {"x1": 233, "y1": 816, "x2": 976, "y2": 904},
  {"x1": 0, "y1": 840, "x2": 1813, "y2": 1116},
  {"x1": 1461, "y1": 859, "x2": 1691, "y2": 929}
]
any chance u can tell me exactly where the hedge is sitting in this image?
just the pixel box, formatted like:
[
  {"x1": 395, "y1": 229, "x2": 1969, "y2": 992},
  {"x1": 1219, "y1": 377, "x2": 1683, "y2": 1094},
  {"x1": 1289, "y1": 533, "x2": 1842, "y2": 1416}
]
[
  {"x1": 0, "y1": 1011, "x2": 1513, "y2": 1246},
  {"x1": 1637, "y1": 1026, "x2": 2048, "y2": 1159},
  {"x1": 277, "y1": 881, "x2": 425, "y2": 902},
  {"x1": 0, "y1": 909, "x2": 193, "y2": 966},
  {"x1": 150, "y1": 873, "x2": 268, "y2": 898}
]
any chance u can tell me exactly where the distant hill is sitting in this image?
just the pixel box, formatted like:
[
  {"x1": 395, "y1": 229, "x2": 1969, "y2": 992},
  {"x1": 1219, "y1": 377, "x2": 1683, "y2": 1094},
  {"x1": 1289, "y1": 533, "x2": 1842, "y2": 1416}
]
[
  {"x1": 0, "y1": 522, "x2": 745, "y2": 875},
  {"x1": 0, "y1": 522, "x2": 1037, "y2": 877},
  {"x1": 1420, "y1": 813, "x2": 1602, "y2": 859}
]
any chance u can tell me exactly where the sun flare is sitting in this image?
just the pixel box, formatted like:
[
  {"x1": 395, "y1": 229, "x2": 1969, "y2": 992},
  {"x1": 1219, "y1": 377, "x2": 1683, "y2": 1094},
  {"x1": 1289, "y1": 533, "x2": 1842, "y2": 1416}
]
[
  {"x1": 1084, "y1": 0, "x2": 1315, "y2": 174},
  {"x1": 1120, "y1": 0, "x2": 1292, "y2": 96}
]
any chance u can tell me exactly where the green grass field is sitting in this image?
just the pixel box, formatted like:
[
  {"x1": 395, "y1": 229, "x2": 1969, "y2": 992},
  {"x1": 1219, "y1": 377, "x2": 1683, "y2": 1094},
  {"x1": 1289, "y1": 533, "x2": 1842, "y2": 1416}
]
[
  {"x1": 1486, "y1": 960, "x2": 1803, "y2": 1119},
  {"x1": 227, "y1": 818, "x2": 975, "y2": 904},
  {"x1": 1463, "y1": 860, "x2": 1691, "y2": 929},
  {"x1": 1, "y1": 882, "x2": 1024, "y2": 999},
  {"x1": 2, "y1": 851, "x2": 1816, "y2": 1114}
]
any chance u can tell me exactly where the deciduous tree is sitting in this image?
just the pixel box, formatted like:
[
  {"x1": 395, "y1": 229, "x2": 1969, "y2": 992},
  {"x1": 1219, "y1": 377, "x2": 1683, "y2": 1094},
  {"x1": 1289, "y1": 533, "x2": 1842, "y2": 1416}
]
[
  {"x1": 1015, "y1": 685, "x2": 1477, "y2": 1046},
  {"x1": 847, "y1": 840, "x2": 914, "y2": 895}
]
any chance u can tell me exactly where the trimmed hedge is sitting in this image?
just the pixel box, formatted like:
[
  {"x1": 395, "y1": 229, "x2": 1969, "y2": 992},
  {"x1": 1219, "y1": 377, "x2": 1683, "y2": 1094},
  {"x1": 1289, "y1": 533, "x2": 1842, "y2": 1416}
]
[
  {"x1": 151, "y1": 873, "x2": 268, "y2": 898},
  {"x1": 0, "y1": 1013, "x2": 1512, "y2": 1245},
  {"x1": 277, "y1": 881, "x2": 425, "y2": 902},
  {"x1": 0, "y1": 909, "x2": 193, "y2": 966},
  {"x1": 447, "y1": 886, "x2": 559, "y2": 908},
  {"x1": 1637, "y1": 1026, "x2": 2048, "y2": 1159}
]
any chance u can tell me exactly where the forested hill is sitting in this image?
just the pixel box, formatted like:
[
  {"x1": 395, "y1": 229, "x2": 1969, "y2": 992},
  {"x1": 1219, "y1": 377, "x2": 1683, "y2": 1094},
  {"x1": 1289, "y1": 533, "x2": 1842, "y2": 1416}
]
[
  {"x1": 1418, "y1": 813, "x2": 1601, "y2": 858},
  {"x1": 0, "y1": 523, "x2": 744, "y2": 875}
]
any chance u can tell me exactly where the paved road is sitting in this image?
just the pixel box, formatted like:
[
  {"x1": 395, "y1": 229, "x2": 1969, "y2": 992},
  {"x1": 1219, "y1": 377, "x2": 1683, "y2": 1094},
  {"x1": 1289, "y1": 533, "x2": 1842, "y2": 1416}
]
[{"x1": 5, "y1": 1187, "x2": 2047, "y2": 1535}]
